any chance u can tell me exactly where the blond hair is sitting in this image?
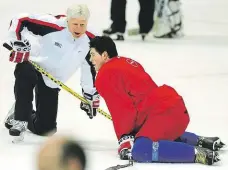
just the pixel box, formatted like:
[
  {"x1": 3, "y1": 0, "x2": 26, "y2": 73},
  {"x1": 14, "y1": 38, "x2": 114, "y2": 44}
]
[{"x1": 66, "y1": 4, "x2": 90, "y2": 20}]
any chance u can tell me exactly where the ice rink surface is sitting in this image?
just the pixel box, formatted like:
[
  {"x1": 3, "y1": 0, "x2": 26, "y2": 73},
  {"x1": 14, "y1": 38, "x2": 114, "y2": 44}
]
[{"x1": 0, "y1": 0, "x2": 227, "y2": 169}]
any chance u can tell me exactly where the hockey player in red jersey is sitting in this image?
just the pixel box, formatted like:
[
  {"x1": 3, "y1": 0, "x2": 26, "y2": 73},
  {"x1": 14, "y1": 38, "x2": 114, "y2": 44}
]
[{"x1": 89, "y1": 36, "x2": 224, "y2": 165}]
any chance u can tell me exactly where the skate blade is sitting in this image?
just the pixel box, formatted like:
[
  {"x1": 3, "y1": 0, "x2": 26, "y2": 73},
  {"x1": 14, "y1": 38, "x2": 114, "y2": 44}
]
[
  {"x1": 213, "y1": 138, "x2": 227, "y2": 151},
  {"x1": 214, "y1": 152, "x2": 220, "y2": 163},
  {"x1": 127, "y1": 28, "x2": 139, "y2": 36},
  {"x1": 220, "y1": 142, "x2": 226, "y2": 147},
  {"x1": 12, "y1": 132, "x2": 25, "y2": 143}
]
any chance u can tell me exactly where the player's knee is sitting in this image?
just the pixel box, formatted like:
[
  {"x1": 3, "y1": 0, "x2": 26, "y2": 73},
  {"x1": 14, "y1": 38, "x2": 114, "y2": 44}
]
[
  {"x1": 132, "y1": 137, "x2": 155, "y2": 162},
  {"x1": 38, "y1": 127, "x2": 57, "y2": 136},
  {"x1": 28, "y1": 119, "x2": 57, "y2": 136},
  {"x1": 14, "y1": 62, "x2": 37, "y2": 82},
  {"x1": 32, "y1": 126, "x2": 57, "y2": 136}
]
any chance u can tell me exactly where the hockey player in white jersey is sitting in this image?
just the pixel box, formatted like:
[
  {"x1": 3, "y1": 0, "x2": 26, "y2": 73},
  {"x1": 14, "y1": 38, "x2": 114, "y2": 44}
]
[{"x1": 4, "y1": 4, "x2": 100, "y2": 142}]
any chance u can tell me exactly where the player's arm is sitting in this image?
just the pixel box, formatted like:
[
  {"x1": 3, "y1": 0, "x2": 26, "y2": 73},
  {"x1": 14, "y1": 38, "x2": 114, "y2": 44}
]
[
  {"x1": 96, "y1": 70, "x2": 136, "y2": 159},
  {"x1": 6, "y1": 13, "x2": 65, "y2": 63},
  {"x1": 8, "y1": 13, "x2": 65, "y2": 40},
  {"x1": 80, "y1": 52, "x2": 100, "y2": 119},
  {"x1": 96, "y1": 70, "x2": 136, "y2": 139}
]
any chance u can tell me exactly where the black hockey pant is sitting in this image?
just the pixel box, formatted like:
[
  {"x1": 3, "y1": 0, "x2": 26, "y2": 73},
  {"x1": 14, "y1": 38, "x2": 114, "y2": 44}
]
[
  {"x1": 14, "y1": 61, "x2": 59, "y2": 135},
  {"x1": 110, "y1": 0, "x2": 155, "y2": 33}
]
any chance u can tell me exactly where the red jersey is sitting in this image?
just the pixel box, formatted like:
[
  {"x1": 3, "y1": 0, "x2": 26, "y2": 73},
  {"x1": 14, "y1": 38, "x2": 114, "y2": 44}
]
[{"x1": 95, "y1": 57, "x2": 183, "y2": 140}]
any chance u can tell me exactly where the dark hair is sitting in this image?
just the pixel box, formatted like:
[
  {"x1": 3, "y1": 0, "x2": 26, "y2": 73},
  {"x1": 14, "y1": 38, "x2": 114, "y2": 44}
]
[
  {"x1": 89, "y1": 36, "x2": 118, "y2": 58},
  {"x1": 61, "y1": 140, "x2": 86, "y2": 170}
]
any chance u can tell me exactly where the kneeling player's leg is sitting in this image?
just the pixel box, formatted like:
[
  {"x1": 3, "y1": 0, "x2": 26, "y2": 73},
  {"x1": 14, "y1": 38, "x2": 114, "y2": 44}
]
[
  {"x1": 175, "y1": 131, "x2": 199, "y2": 145},
  {"x1": 28, "y1": 72, "x2": 60, "y2": 135},
  {"x1": 14, "y1": 61, "x2": 37, "y2": 121},
  {"x1": 170, "y1": 100, "x2": 225, "y2": 150},
  {"x1": 9, "y1": 62, "x2": 37, "y2": 139},
  {"x1": 132, "y1": 137, "x2": 195, "y2": 163},
  {"x1": 132, "y1": 137, "x2": 220, "y2": 165},
  {"x1": 136, "y1": 99, "x2": 190, "y2": 141},
  {"x1": 176, "y1": 131, "x2": 226, "y2": 151}
]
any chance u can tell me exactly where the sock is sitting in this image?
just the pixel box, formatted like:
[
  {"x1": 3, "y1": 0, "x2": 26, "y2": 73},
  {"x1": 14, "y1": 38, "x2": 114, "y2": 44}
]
[
  {"x1": 179, "y1": 131, "x2": 199, "y2": 146},
  {"x1": 132, "y1": 137, "x2": 195, "y2": 163}
]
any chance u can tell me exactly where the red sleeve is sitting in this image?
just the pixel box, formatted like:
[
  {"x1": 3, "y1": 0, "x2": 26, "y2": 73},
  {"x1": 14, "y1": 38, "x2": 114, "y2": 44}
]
[{"x1": 96, "y1": 70, "x2": 137, "y2": 140}]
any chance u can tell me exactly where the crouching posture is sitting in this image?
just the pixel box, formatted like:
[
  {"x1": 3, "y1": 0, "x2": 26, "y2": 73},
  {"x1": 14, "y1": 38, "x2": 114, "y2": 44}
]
[
  {"x1": 89, "y1": 36, "x2": 225, "y2": 165},
  {"x1": 4, "y1": 4, "x2": 100, "y2": 142}
]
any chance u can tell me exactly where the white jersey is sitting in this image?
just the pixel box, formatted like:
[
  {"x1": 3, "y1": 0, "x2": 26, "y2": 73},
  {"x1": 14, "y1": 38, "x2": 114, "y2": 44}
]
[{"x1": 8, "y1": 13, "x2": 98, "y2": 95}]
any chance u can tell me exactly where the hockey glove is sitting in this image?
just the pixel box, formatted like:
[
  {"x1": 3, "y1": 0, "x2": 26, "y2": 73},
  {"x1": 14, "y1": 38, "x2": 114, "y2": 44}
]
[
  {"x1": 80, "y1": 91, "x2": 100, "y2": 119},
  {"x1": 118, "y1": 135, "x2": 134, "y2": 160},
  {"x1": 9, "y1": 39, "x2": 31, "y2": 63}
]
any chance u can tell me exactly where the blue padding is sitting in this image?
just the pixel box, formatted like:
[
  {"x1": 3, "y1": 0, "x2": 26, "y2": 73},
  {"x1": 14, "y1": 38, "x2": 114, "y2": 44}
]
[{"x1": 132, "y1": 137, "x2": 195, "y2": 163}]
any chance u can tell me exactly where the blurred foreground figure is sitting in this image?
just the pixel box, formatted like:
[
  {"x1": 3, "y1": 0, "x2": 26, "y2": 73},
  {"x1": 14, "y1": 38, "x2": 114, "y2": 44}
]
[{"x1": 38, "y1": 135, "x2": 86, "y2": 170}]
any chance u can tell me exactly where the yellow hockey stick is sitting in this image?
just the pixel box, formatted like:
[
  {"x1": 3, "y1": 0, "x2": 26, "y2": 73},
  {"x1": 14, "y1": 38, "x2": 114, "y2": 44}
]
[{"x1": 3, "y1": 43, "x2": 112, "y2": 121}]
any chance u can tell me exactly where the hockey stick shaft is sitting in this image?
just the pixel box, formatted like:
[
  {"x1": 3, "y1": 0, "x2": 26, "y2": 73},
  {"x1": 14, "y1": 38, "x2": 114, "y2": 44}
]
[{"x1": 3, "y1": 43, "x2": 112, "y2": 120}]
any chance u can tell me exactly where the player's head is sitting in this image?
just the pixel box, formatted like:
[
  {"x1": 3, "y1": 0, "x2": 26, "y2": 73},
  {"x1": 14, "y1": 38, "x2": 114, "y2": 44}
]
[
  {"x1": 89, "y1": 36, "x2": 118, "y2": 71},
  {"x1": 66, "y1": 4, "x2": 90, "y2": 38},
  {"x1": 38, "y1": 135, "x2": 86, "y2": 170}
]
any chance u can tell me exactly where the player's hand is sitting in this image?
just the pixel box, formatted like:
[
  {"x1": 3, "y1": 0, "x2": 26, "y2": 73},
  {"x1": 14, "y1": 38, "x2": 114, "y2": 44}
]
[
  {"x1": 80, "y1": 91, "x2": 100, "y2": 119},
  {"x1": 9, "y1": 39, "x2": 31, "y2": 63},
  {"x1": 118, "y1": 135, "x2": 134, "y2": 160}
]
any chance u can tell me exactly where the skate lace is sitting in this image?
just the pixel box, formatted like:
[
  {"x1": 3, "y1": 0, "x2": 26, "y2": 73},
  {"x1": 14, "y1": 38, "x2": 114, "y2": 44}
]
[
  {"x1": 12, "y1": 120, "x2": 27, "y2": 131},
  {"x1": 195, "y1": 151, "x2": 207, "y2": 164},
  {"x1": 197, "y1": 136, "x2": 204, "y2": 147},
  {"x1": 9, "y1": 118, "x2": 17, "y2": 125}
]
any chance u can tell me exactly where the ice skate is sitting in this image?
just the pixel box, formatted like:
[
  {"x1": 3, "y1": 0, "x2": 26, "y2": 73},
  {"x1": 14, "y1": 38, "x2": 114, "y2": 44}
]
[
  {"x1": 198, "y1": 136, "x2": 226, "y2": 151},
  {"x1": 195, "y1": 146, "x2": 220, "y2": 165},
  {"x1": 141, "y1": 33, "x2": 148, "y2": 41},
  {"x1": 9, "y1": 120, "x2": 28, "y2": 143},
  {"x1": 103, "y1": 27, "x2": 124, "y2": 41},
  {"x1": 4, "y1": 103, "x2": 16, "y2": 129},
  {"x1": 119, "y1": 149, "x2": 132, "y2": 160}
]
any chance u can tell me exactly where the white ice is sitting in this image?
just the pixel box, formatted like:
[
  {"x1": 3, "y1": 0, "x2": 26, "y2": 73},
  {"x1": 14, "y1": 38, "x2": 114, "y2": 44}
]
[{"x1": 0, "y1": 0, "x2": 228, "y2": 169}]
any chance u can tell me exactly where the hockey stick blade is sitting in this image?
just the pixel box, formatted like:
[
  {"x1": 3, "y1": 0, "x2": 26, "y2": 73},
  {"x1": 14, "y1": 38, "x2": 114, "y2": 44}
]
[{"x1": 105, "y1": 160, "x2": 133, "y2": 170}]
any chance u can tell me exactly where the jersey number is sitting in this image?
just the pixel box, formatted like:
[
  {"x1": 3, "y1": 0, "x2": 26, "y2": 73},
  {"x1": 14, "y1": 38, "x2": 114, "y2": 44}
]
[{"x1": 126, "y1": 59, "x2": 138, "y2": 67}]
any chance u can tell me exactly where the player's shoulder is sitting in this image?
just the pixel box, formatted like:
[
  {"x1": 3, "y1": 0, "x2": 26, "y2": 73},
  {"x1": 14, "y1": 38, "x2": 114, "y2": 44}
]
[
  {"x1": 38, "y1": 14, "x2": 67, "y2": 27},
  {"x1": 86, "y1": 25, "x2": 101, "y2": 39},
  {"x1": 96, "y1": 65, "x2": 117, "y2": 83},
  {"x1": 12, "y1": 13, "x2": 66, "y2": 26},
  {"x1": 40, "y1": 27, "x2": 67, "y2": 41},
  {"x1": 100, "y1": 58, "x2": 122, "y2": 73}
]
